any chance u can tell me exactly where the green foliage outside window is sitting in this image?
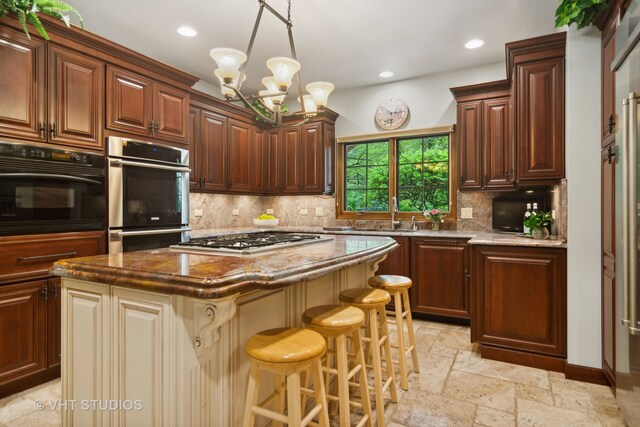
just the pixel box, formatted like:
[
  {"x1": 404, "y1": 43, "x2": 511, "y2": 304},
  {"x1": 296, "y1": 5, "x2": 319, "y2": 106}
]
[{"x1": 343, "y1": 134, "x2": 450, "y2": 213}]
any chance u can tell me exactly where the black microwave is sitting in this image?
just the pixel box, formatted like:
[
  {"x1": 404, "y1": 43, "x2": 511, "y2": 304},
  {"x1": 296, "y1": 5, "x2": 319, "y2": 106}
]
[{"x1": 492, "y1": 190, "x2": 549, "y2": 233}]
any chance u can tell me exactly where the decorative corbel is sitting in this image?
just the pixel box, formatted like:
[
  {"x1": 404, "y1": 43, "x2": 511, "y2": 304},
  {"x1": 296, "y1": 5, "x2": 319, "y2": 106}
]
[{"x1": 194, "y1": 294, "x2": 238, "y2": 356}]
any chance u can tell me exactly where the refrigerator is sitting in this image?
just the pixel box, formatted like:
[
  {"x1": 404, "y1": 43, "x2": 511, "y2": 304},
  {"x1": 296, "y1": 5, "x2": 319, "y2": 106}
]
[{"x1": 614, "y1": 1, "x2": 640, "y2": 424}]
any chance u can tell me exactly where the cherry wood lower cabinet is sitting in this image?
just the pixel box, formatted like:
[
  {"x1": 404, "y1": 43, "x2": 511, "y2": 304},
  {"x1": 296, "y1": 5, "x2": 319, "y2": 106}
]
[
  {"x1": 0, "y1": 231, "x2": 105, "y2": 398},
  {"x1": 472, "y1": 245, "x2": 567, "y2": 362},
  {"x1": 410, "y1": 237, "x2": 471, "y2": 319},
  {"x1": 375, "y1": 237, "x2": 410, "y2": 278}
]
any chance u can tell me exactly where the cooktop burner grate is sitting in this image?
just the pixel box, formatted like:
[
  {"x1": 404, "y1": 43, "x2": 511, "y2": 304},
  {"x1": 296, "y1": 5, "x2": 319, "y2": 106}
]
[{"x1": 171, "y1": 232, "x2": 331, "y2": 254}]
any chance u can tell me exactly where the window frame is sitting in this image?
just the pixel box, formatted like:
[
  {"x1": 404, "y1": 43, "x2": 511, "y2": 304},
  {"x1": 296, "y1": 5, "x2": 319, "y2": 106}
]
[{"x1": 336, "y1": 126, "x2": 457, "y2": 221}]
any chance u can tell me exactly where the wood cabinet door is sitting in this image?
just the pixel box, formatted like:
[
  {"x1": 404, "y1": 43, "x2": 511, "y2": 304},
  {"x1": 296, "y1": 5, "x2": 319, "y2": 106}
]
[
  {"x1": 0, "y1": 280, "x2": 47, "y2": 387},
  {"x1": 283, "y1": 127, "x2": 304, "y2": 193},
  {"x1": 251, "y1": 128, "x2": 266, "y2": 193},
  {"x1": 228, "y1": 119, "x2": 253, "y2": 192},
  {"x1": 265, "y1": 129, "x2": 284, "y2": 193},
  {"x1": 48, "y1": 46, "x2": 104, "y2": 150},
  {"x1": 457, "y1": 101, "x2": 483, "y2": 190},
  {"x1": 602, "y1": 21, "x2": 616, "y2": 147},
  {"x1": 602, "y1": 144, "x2": 616, "y2": 385},
  {"x1": 152, "y1": 82, "x2": 189, "y2": 145},
  {"x1": 410, "y1": 238, "x2": 470, "y2": 319},
  {"x1": 516, "y1": 58, "x2": 564, "y2": 183},
  {"x1": 106, "y1": 65, "x2": 153, "y2": 138},
  {"x1": 188, "y1": 107, "x2": 201, "y2": 189},
  {"x1": 199, "y1": 110, "x2": 228, "y2": 192},
  {"x1": 0, "y1": 26, "x2": 46, "y2": 142},
  {"x1": 324, "y1": 123, "x2": 336, "y2": 195},
  {"x1": 47, "y1": 278, "x2": 61, "y2": 368},
  {"x1": 301, "y1": 122, "x2": 325, "y2": 193},
  {"x1": 376, "y1": 237, "x2": 410, "y2": 278},
  {"x1": 483, "y1": 97, "x2": 515, "y2": 189},
  {"x1": 473, "y1": 245, "x2": 566, "y2": 356}
]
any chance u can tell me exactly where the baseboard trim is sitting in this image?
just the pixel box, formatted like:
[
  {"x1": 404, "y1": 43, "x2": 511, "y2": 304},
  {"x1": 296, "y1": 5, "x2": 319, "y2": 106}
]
[
  {"x1": 565, "y1": 363, "x2": 610, "y2": 386},
  {"x1": 481, "y1": 345, "x2": 566, "y2": 372}
]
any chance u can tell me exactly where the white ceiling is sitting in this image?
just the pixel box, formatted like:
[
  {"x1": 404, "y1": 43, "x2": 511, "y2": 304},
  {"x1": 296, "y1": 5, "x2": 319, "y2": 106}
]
[{"x1": 67, "y1": 0, "x2": 560, "y2": 94}]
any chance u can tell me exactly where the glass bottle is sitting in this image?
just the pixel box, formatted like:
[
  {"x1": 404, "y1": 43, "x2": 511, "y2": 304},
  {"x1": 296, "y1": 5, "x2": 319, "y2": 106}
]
[{"x1": 523, "y1": 203, "x2": 532, "y2": 235}]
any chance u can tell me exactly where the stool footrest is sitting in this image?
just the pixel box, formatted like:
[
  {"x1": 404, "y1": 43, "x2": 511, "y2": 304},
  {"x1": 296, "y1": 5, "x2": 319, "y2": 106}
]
[
  {"x1": 252, "y1": 405, "x2": 288, "y2": 424},
  {"x1": 301, "y1": 403, "x2": 323, "y2": 427}
]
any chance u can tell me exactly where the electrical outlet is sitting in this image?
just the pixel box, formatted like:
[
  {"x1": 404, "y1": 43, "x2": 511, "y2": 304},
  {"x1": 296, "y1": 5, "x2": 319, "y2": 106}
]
[
  {"x1": 461, "y1": 208, "x2": 473, "y2": 219},
  {"x1": 266, "y1": 209, "x2": 274, "y2": 215},
  {"x1": 232, "y1": 209, "x2": 239, "y2": 216},
  {"x1": 315, "y1": 207, "x2": 324, "y2": 217},
  {"x1": 552, "y1": 210, "x2": 556, "y2": 219},
  {"x1": 300, "y1": 208, "x2": 308, "y2": 215},
  {"x1": 194, "y1": 209, "x2": 203, "y2": 217}
]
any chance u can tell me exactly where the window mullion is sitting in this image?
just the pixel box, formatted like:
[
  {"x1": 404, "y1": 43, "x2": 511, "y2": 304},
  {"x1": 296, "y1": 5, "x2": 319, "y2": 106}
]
[{"x1": 389, "y1": 137, "x2": 398, "y2": 217}]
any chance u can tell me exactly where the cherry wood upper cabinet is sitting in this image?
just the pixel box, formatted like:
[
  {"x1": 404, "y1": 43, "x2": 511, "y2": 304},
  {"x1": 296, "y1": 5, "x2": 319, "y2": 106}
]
[
  {"x1": 283, "y1": 127, "x2": 304, "y2": 193},
  {"x1": 483, "y1": 97, "x2": 514, "y2": 189},
  {"x1": 301, "y1": 122, "x2": 325, "y2": 193},
  {"x1": 0, "y1": 26, "x2": 46, "y2": 142},
  {"x1": 188, "y1": 107, "x2": 201, "y2": 189},
  {"x1": 456, "y1": 101, "x2": 483, "y2": 190},
  {"x1": 106, "y1": 66, "x2": 153, "y2": 136},
  {"x1": 228, "y1": 119, "x2": 252, "y2": 192},
  {"x1": 324, "y1": 123, "x2": 335, "y2": 195},
  {"x1": 199, "y1": 110, "x2": 228, "y2": 192},
  {"x1": 48, "y1": 46, "x2": 104, "y2": 149},
  {"x1": 0, "y1": 29, "x2": 104, "y2": 150},
  {"x1": 106, "y1": 65, "x2": 189, "y2": 145},
  {"x1": 251, "y1": 128, "x2": 266, "y2": 193},
  {"x1": 515, "y1": 58, "x2": 565, "y2": 184},
  {"x1": 265, "y1": 128, "x2": 284, "y2": 193}
]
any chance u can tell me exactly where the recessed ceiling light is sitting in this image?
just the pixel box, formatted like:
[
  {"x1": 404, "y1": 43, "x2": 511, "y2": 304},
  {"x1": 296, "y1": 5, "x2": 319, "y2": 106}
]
[
  {"x1": 465, "y1": 39, "x2": 484, "y2": 49},
  {"x1": 177, "y1": 26, "x2": 197, "y2": 37},
  {"x1": 379, "y1": 71, "x2": 394, "y2": 78}
]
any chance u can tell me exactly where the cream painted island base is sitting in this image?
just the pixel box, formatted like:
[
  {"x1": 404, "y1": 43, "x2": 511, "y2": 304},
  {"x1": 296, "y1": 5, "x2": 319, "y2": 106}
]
[{"x1": 59, "y1": 247, "x2": 390, "y2": 426}]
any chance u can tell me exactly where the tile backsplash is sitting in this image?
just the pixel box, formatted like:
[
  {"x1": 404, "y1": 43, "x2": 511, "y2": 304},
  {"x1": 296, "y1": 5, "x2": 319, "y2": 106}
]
[{"x1": 189, "y1": 181, "x2": 567, "y2": 237}]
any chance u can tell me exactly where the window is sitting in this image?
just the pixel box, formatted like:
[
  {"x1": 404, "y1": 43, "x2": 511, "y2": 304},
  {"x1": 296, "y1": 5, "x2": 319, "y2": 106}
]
[{"x1": 337, "y1": 126, "x2": 456, "y2": 220}]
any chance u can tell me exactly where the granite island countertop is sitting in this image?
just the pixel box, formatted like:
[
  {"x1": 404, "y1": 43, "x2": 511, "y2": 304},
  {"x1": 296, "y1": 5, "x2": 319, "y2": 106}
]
[
  {"x1": 190, "y1": 226, "x2": 567, "y2": 248},
  {"x1": 50, "y1": 234, "x2": 397, "y2": 299}
]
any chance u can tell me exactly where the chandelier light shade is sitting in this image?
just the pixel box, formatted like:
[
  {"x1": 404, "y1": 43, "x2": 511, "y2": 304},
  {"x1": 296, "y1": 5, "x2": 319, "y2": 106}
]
[
  {"x1": 306, "y1": 81, "x2": 335, "y2": 110},
  {"x1": 209, "y1": 48, "x2": 247, "y2": 83},
  {"x1": 266, "y1": 57, "x2": 301, "y2": 91},
  {"x1": 209, "y1": 0, "x2": 333, "y2": 127},
  {"x1": 215, "y1": 70, "x2": 246, "y2": 99}
]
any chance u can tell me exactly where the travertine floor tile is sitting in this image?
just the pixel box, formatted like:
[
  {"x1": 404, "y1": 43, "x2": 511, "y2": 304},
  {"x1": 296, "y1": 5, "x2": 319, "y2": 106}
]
[
  {"x1": 17, "y1": 381, "x2": 60, "y2": 405},
  {"x1": 443, "y1": 370, "x2": 516, "y2": 413},
  {"x1": 410, "y1": 353, "x2": 455, "y2": 394},
  {"x1": 435, "y1": 329, "x2": 474, "y2": 352},
  {"x1": 0, "y1": 395, "x2": 36, "y2": 424},
  {"x1": 454, "y1": 350, "x2": 550, "y2": 389},
  {"x1": 474, "y1": 405, "x2": 516, "y2": 427},
  {"x1": 2, "y1": 409, "x2": 61, "y2": 426},
  {"x1": 595, "y1": 403, "x2": 628, "y2": 427},
  {"x1": 516, "y1": 383, "x2": 554, "y2": 405},
  {"x1": 517, "y1": 398, "x2": 603, "y2": 427},
  {"x1": 390, "y1": 392, "x2": 476, "y2": 427}
]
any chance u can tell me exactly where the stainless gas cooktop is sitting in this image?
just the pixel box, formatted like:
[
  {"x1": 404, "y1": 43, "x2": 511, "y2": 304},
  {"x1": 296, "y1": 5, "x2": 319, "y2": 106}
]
[{"x1": 170, "y1": 232, "x2": 333, "y2": 255}]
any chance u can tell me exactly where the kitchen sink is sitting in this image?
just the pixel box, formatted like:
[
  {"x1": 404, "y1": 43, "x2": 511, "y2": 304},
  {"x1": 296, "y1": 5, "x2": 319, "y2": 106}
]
[{"x1": 353, "y1": 227, "x2": 417, "y2": 233}]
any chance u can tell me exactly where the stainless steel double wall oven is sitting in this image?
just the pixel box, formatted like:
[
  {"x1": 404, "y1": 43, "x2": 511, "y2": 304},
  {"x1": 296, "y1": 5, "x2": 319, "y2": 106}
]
[{"x1": 107, "y1": 137, "x2": 190, "y2": 253}]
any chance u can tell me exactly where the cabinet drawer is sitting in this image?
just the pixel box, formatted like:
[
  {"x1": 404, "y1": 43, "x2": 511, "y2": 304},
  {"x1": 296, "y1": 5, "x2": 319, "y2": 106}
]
[{"x1": 0, "y1": 231, "x2": 106, "y2": 283}]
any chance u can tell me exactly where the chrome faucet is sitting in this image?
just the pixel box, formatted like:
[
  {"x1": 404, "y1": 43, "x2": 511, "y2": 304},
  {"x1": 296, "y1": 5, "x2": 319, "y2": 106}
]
[
  {"x1": 411, "y1": 215, "x2": 417, "y2": 231},
  {"x1": 391, "y1": 196, "x2": 401, "y2": 229}
]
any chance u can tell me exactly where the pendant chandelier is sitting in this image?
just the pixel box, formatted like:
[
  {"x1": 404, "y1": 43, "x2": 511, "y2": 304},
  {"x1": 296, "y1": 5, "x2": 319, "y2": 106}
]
[{"x1": 210, "y1": 0, "x2": 334, "y2": 127}]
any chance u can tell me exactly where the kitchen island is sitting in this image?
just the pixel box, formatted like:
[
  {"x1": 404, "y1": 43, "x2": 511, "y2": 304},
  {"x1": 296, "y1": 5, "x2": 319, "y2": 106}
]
[{"x1": 50, "y1": 234, "x2": 397, "y2": 427}]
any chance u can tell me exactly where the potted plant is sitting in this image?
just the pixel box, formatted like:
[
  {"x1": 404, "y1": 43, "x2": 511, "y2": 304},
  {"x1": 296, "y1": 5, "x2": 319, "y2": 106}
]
[
  {"x1": 0, "y1": 0, "x2": 83, "y2": 40},
  {"x1": 423, "y1": 208, "x2": 446, "y2": 231},
  {"x1": 555, "y1": 0, "x2": 609, "y2": 29},
  {"x1": 524, "y1": 211, "x2": 554, "y2": 240}
]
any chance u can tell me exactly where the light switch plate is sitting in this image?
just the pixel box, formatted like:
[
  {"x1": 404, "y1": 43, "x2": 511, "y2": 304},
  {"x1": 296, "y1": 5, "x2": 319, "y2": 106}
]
[
  {"x1": 461, "y1": 208, "x2": 473, "y2": 219},
  {"x1": 194, "y1": 209, "x2": 203, "y2": 217},
  {"x1": 315, "y1": 207, "x2": 324, "y2": 217},
  {"x1": 266, "y1": 209, "x2": 274, "y2": 215},
  {"x1": 232, "y1": 209, "x2": 239, "y2": 216},
  {"x1": 300, "y1": 208, "x2": 308, "y2": 215}
]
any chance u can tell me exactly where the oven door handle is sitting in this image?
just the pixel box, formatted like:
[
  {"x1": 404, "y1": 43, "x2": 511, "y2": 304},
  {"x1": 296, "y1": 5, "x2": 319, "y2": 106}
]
[
  {"x1": 109, "y1": 158, "x2": 191, "y2": 173},
  {"x1": 110, "y1": 227, "x2": 191, "y2": 237},
  {"x1": 0, "y1": 173, "x2": 103, "y2": 185}
]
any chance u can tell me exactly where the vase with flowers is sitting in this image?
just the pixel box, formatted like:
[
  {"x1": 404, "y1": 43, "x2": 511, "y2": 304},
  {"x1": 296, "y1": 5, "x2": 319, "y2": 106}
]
[
  {"x1": 424, "y1": 208, "x2": 446, "y2": 231},
  {"x1": 524, "y1": 211, "x2": 554, "y2": 240}
]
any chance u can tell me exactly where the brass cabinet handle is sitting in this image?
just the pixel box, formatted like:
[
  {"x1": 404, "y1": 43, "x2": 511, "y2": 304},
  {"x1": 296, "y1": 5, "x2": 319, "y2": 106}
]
[
  {"x1": 148, "y1": 122, "x2": 155, "y2": 136},
  {"x1": 39, "y1": 121, "x2": 48, "y2": 137},
  {"x1": 49, "y1": 123, "x2": 57, "y2": 138},
  {"x1": 41, "y1": 285, "x2": 49, "y2": 300},
  {"x1": 51, "y1": 284, "x2": 58, "y2": 298},
  {"x1": 18, "y1": 251, "x2": 78, "y2": 261},
  {"x1": 608, "y1": 114, "x2": 615, "y2": 135}
]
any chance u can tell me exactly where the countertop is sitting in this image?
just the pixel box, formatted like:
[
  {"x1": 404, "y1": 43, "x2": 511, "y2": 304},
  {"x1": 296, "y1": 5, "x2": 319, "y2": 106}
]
[
  {"x1": 51, "y1": 234, "x2": 397, "y2": 299},
  {"x1": 190, "y1": 226, "x2": 567, "y2": 248}
]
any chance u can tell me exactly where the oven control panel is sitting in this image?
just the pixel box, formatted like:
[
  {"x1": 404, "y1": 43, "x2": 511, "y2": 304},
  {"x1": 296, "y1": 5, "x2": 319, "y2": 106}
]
[{"x1": 0, "y1": 142, "x2": 96, "y2": 165}]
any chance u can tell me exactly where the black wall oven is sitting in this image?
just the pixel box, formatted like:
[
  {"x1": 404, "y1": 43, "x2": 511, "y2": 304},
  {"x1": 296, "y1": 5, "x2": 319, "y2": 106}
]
[
  {"x1": 108, "y1": 137, "x2": 190, "y2": 253},
  {"x1": 0, "y1": 141, "x2": 105, "y2": 236}
]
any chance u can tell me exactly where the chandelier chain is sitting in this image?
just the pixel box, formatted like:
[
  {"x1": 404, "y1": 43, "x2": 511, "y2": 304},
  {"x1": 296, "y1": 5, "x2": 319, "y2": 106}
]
[{"x1": 287, "y1": 0, "x2": 291, "y2": 23}]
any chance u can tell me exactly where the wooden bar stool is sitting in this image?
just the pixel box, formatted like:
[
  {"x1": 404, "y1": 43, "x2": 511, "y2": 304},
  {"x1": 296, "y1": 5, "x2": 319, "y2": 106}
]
[
  {"x1": 302, "y1": 304, "x2": 373, "y2": 427},
  {"x1": 368, "y1": 275, "x2": 419, "y2": 390},
  {"x1": 243, "y1": 327, "x2": 330, "y2": 427},
  {"x1": 339, "y1": 288, "x2": 398, "y2": 426}
]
